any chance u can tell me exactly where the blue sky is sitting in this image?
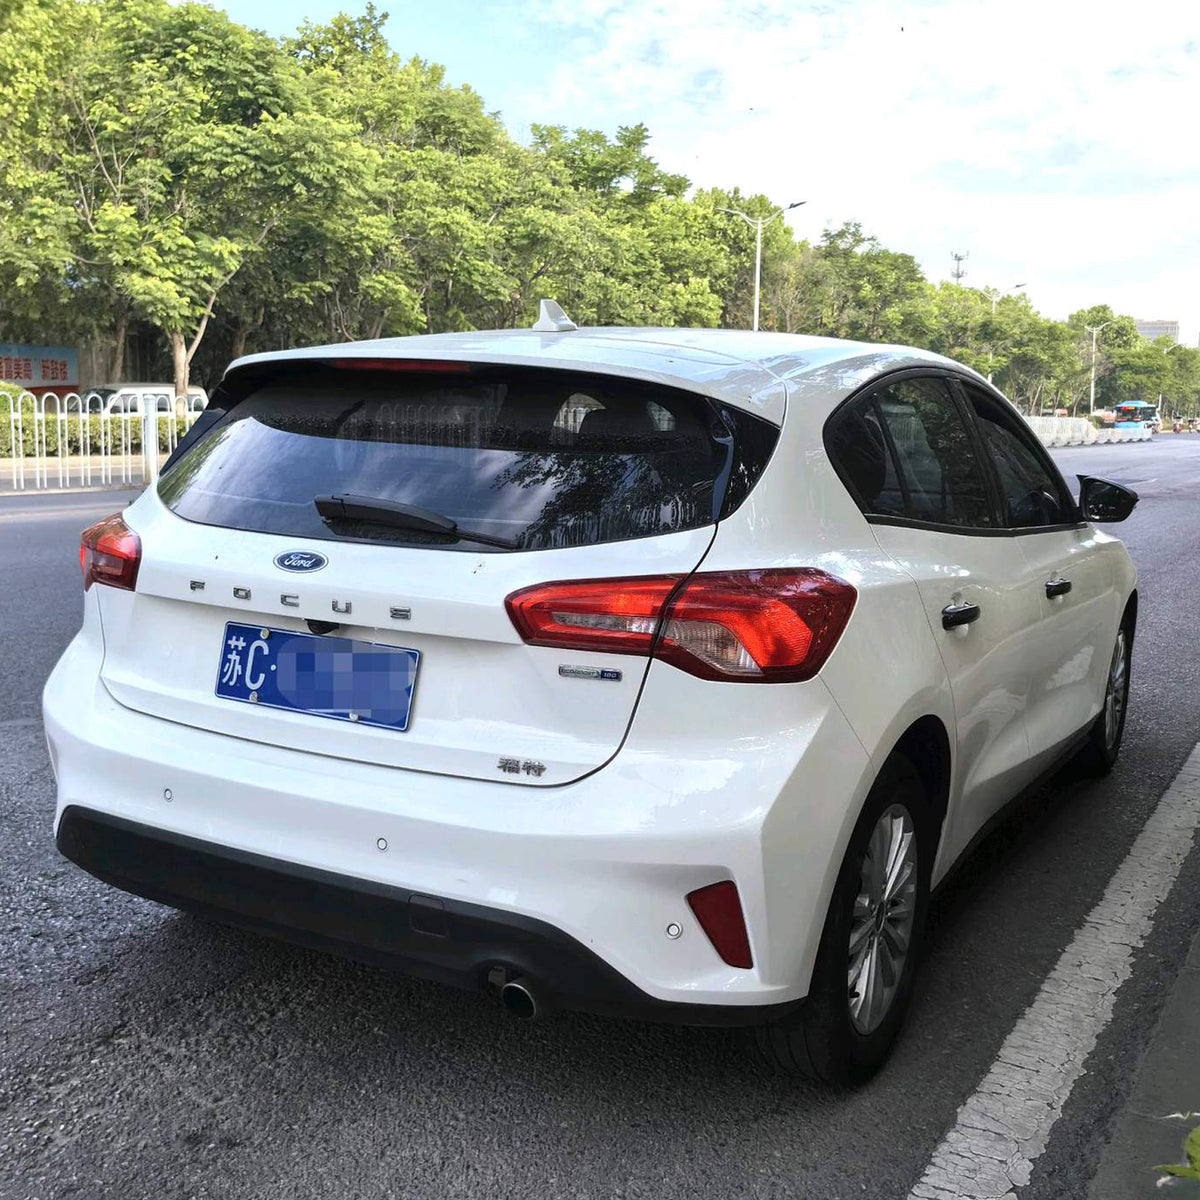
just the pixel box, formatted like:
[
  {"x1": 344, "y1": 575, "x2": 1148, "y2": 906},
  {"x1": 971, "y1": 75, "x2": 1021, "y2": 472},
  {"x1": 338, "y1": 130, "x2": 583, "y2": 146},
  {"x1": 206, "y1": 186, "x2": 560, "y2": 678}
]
[
  {"x1": 215, "y1": 0, "x2": 557, "y2": 132},
  {"x1": 217, "y1": 0, "x2": 1200, "y2": 342}
]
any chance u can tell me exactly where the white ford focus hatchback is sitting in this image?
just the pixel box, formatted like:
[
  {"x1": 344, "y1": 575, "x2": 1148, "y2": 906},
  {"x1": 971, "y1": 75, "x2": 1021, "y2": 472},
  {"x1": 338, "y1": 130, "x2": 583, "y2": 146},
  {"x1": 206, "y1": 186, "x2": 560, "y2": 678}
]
[{"x1": 45, "y1": 314, "x2": 1139, "y2": 1084}]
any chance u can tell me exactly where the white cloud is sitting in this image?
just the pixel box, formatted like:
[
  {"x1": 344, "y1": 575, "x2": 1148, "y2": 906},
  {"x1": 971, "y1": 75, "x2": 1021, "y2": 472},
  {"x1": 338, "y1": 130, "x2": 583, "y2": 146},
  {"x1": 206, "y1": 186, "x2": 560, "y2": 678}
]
[{"x1": 511, "y1": 0, "x2": 1200, "y2": 341}]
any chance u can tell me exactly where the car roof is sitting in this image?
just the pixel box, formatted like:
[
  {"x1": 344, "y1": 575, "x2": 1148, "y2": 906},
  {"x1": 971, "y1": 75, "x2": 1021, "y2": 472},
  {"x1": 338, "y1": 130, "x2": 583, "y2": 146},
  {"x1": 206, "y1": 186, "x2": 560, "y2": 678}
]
[{"x1": 228, "y1": 327, "x2": 974, "y2": 424}]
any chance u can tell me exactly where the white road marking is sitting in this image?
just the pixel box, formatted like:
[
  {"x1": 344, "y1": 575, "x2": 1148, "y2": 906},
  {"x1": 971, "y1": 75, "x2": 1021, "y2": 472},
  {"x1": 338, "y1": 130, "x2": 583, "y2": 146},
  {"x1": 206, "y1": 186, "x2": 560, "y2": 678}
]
[{"x1": 909, "y1": 743, "x2": 1200, "y2": 1200}]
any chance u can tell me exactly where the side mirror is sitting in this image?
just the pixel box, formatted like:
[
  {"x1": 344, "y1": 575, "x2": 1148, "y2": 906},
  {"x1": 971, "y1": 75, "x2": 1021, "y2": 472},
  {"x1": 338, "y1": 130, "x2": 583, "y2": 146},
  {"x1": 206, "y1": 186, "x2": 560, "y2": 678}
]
[{"x1": 1078, "y1": 475, "x2": 1139, "y2": 523}]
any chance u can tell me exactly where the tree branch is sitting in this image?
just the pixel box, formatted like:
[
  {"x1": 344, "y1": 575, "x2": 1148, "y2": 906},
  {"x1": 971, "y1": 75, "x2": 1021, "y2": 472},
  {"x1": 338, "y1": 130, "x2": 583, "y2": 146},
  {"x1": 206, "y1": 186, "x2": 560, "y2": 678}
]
[{"x1": 68, "y1": 91, "x2": 121, "y2": 201}]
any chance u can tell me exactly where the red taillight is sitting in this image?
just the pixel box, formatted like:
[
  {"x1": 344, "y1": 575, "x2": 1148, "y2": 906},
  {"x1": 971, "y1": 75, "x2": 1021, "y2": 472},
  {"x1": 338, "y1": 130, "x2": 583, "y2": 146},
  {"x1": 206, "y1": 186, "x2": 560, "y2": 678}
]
[
  {"x1": 80, "y1": 514, "x2": 140, "y2": 592},
  {"x1": 505, "y1": 569, "x2": 856, "y2": 683},
  {"x1": 507, "y1": 576, "x2": 682, "y2": 655},
  {"x1": 687, "y1": 881, "x2": 753, "y2": 968}
]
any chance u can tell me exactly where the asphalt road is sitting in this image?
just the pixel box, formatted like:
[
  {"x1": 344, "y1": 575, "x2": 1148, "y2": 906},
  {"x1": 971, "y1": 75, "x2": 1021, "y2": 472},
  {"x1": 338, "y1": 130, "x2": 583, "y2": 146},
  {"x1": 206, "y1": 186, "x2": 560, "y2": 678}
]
[{"x1": 2, "y1": 440, "x2": 1200, "y2": 1200}]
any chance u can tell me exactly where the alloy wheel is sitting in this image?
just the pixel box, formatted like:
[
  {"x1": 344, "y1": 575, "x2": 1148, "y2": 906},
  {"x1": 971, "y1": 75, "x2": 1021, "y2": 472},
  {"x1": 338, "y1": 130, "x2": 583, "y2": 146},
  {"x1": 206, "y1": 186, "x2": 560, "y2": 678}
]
[
  {"x1": 848, "y1": 804, "x2": 918, "y2": 1035},
  {"x1": 1103, "y1": 629, "x2": 1128, "y2": 750}
]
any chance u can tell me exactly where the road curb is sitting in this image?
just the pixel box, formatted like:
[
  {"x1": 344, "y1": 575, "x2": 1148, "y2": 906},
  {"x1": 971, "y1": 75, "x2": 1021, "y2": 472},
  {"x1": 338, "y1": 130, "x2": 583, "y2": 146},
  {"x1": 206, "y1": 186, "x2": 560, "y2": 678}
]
[
  {"x1": 909, "y1": 745, "x2": 1200, "y2": 1199},
  {"x1": 1086, "y1": 927, "x2": 1200, "y2": 1198}
]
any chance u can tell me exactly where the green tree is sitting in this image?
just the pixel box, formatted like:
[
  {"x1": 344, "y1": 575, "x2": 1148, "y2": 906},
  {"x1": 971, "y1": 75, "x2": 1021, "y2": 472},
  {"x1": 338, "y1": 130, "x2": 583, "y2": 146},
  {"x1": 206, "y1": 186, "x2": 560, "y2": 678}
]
[
  {"x1": 1062, "y1": 307, "x2": 1141, "y2": 413},
  {"x1": 288, "y1": 8, "x2": 516, "y2": 338},
  {"x1": 690, "y1": 188, "x2": 801, "y2": 330},
  {"x1": 1163, "y1": 344, "x2": 1200, "y2": 419},
  {"x1": 998, "y1": 316, "x2": 1078, "y2": 414},
  {"x1": 531, "y1": 123, "x2": 688, "y2": 207},
  {"x1": 805, "y1": 223, "x2": 928, "y2": 342},
  {"x1": 1, "y1": 0, "x2": 371, "y2": 396},
  {"x1": 0, "y1": 0, "x2": 102, "y2": 355},
  {"x1": 0, "y1": 0, "x2": 1186, "y2": 422}
]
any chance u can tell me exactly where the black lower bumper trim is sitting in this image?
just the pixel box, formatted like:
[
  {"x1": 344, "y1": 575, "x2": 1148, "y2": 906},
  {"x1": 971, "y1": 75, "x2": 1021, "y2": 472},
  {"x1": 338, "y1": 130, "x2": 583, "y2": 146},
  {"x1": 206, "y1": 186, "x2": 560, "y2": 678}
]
[{"x1": 56, "y1": 806, "x2": 797, "y2": 1028}]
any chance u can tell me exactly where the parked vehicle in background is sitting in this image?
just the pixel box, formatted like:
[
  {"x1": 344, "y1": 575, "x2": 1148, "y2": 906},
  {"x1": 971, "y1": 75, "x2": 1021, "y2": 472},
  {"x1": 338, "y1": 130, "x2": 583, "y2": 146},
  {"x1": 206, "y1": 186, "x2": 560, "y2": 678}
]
[
  {"x1": 89, "y1": 383, "x2": 208, "y2": 415},
  {"x1": 45, "y1": 313, "x2": 1140, "y2": 1085},
  {"x1": 1114, "y1": 400, "x2": 1157, "y2": 432}
]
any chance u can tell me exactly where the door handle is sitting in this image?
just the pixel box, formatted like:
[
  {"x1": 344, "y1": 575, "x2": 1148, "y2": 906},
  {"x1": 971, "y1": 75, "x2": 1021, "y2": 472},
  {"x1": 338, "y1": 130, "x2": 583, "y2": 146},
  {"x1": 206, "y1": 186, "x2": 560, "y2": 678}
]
[
  {"x1": 942, "y1": 601, "x2": 981, "y2": 630},
  {"x1": 1045, "y1": 578, "x2": 1073, "y2": 598}
]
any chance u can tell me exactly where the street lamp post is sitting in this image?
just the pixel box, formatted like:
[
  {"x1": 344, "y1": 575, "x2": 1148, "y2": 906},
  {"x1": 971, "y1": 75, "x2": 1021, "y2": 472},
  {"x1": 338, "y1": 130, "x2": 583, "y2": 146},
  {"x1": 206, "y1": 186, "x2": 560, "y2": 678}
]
[
  {"x1": 987, "y1": 283, "x2": 1026, "y2": 382},
  {"x1": 990, "y1": 282, "x2": 1026, "y2": 315},
  {"x1": 1159, "y1": 342, "x2": 1183, "y2": 422},
  {"x1": 1086, "y1": 322, "x2": 1112, "y2": 418},
  {"x1": 718, "y1": 201, "x2": 806, "y2": 331}
]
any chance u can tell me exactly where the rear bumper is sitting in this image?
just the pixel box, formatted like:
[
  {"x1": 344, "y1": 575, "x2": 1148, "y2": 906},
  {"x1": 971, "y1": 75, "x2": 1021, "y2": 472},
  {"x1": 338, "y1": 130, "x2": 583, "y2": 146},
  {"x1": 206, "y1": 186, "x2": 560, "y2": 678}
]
[
  {"x1": 44, "y1": 604, "x2": 876, "y2": 1013},
  {"x1": 55, "y1": 805, "x2": 794, "y2": 1026}
]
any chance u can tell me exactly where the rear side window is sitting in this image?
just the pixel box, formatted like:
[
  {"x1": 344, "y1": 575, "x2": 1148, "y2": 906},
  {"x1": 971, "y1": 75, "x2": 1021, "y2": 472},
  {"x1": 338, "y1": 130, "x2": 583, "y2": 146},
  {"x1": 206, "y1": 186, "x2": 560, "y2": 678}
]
[
  {"x1": 158, "y1": 365, "x2": 778, "y2": 552},
  {"x1": 827, "y1": 375, "x2": 995, "y2": 529},
  {"x1": 825, "y1": 400, "x2": 905, "y2": 517}
]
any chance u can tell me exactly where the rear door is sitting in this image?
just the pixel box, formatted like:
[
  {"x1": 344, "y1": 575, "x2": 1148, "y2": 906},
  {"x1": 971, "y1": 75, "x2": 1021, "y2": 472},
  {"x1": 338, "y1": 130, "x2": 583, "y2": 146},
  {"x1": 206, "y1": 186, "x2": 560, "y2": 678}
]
[
  {"x1": 98, "y1": 361, "x2": 777, "y2": 786},
  {"x1": 958, "y1": 383, "x2": 1118, "y2": 764},
  {"x1": 830, "y1": 373, "x2": 1043, "y2": 839}
]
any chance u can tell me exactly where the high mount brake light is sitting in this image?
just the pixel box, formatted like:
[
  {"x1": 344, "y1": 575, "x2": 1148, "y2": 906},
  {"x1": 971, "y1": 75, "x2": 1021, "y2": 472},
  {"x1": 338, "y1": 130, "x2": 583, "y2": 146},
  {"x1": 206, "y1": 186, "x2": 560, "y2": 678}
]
[
  {"x1": 327, "y1": 358, "x2": 473, "y2": 373},
  {"x1": 505, "y1": 569, "x2": 856, "y2": 683},
  {"x1": 80, "y1": 514, "x2": 140, "y2": 592}
]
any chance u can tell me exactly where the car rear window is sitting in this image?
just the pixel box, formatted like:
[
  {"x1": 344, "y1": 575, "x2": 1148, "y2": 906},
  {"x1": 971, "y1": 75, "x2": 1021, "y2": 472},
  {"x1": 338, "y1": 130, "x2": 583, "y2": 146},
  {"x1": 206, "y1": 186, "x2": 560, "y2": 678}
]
[{"x1": 158, "y1": 365, "x2": 778, "y2": 552}]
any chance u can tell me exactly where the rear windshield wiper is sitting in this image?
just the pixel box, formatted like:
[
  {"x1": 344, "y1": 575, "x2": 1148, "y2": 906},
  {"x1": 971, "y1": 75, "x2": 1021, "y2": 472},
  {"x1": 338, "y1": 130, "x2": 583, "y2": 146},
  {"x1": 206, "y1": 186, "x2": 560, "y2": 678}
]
[{"x1": 314, "y1": 494, "x2": 519, "y2": 550}]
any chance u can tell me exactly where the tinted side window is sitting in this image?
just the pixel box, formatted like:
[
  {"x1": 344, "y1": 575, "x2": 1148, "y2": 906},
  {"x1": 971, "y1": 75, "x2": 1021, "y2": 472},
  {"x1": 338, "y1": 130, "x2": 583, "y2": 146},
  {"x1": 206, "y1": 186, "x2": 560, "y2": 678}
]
[
  {"x1": 966, "y1": 388, "x2": 1074, "y2": 528},
  {"x1": 826, "y1": 399, "x2": 906, "y2": 518},
  {"x1": 718, "y1": 404, "x2": 782, "y2": 519},
  {"x1": 876, "y1": 377, "x2": 994, "y2": 528}
]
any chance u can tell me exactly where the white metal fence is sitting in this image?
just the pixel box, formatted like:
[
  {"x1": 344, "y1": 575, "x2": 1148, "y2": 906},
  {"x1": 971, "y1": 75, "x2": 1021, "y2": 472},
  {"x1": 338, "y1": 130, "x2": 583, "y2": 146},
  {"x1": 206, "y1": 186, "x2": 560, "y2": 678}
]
[
  {"x1": 1024, "y1": 416, "x2": 1153, "y2": 447},
  {"x1": 1, "y1": 390, "x2": 205, "y2": 492}
]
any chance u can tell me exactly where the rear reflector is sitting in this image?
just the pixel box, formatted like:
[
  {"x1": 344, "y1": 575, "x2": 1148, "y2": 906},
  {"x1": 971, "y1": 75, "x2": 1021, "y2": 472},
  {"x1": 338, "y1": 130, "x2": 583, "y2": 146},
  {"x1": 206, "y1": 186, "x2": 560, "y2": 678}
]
[
  {"x1": 505, "y1": 569, "x2": 856, "y2": 683},
  {"x1": 80, "y1": 514, "x2": 140, "y2": 592},
  {"x1": 687, "y1": 881, "x2": 753, "y2": 968}
]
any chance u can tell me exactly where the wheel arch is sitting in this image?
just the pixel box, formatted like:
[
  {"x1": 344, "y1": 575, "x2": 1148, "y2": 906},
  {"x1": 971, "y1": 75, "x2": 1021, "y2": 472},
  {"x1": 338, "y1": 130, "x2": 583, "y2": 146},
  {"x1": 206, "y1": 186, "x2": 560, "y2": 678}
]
[
  {"x1": 1123, "y1": 587, "x2": 1138, "y2": 636},
  {"x1": 887, "y1": 715, "x2": 952, "y2": 865},
  {"x1": 775, "y1": 706, "x2": 953, "y2": 999},
  {"x1": 767, "y1": 712, "x2": 951, "y2": 1074}
]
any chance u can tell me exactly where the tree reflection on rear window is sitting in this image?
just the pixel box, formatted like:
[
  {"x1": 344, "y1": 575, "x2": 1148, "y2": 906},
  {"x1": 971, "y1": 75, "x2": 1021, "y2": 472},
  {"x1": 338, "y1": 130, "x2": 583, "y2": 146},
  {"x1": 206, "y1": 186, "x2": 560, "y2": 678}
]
[{"x1": 158, "y1": 366, "x2": 778, "y2": 552}]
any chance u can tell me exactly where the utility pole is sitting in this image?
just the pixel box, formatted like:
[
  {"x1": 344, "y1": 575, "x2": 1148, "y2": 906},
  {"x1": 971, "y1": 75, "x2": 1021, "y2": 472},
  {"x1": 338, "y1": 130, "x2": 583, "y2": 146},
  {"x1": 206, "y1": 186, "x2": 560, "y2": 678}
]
[
  {"x1": 951, "y1": 251, "x2": 969, "y2": 283},
  {"x1": 1086, "y1": 322, "x2": 1112, "y2": 417},
  {"x1": 719, "y1": 201, "x2": 806, "y2": 331}
]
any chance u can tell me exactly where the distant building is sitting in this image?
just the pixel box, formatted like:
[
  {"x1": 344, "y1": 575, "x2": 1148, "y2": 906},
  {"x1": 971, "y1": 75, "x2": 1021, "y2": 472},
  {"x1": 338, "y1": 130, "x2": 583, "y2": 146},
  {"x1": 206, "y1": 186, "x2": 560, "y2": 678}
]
[{"x1": 1134, "y1": 319, "x2": 1179, "y2": 342}]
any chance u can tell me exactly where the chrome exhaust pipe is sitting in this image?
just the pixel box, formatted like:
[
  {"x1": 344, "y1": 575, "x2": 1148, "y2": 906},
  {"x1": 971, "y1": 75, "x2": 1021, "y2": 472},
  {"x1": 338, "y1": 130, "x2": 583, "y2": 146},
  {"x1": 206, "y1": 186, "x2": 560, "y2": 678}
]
[{"x1": 500, "y1": 977, "x2": 541, "y2": 1021}]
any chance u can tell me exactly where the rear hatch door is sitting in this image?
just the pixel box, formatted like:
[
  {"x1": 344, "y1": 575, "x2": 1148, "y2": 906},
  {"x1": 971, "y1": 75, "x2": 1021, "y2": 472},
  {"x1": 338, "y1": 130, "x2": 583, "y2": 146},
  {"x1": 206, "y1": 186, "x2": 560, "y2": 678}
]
[{"x1": 96, "y1": 361, "x2": 777, "y2": 785}]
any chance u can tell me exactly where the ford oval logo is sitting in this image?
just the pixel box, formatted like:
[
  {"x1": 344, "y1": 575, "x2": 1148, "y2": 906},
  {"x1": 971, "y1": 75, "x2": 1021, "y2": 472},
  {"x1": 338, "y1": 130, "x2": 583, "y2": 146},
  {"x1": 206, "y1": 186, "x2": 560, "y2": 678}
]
[{"x1": 274, "y1": 550, "x2": 328, "y2": 573}]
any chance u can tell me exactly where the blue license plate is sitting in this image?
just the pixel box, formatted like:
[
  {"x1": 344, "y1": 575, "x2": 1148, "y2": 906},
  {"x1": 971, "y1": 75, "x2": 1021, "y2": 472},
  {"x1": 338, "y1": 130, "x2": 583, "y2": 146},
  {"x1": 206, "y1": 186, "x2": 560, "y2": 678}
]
[{"x1": 214, "y1": 622, "x2": 420, "y2": 732}]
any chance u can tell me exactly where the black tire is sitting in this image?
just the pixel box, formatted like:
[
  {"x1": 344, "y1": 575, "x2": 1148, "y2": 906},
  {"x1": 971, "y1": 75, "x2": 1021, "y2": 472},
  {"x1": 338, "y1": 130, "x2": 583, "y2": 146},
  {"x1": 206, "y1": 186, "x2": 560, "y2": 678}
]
[
  {"x1": 754, "y1": 754, "x2": 931, "y2": 1086},
  {"x1": 1076, "y1": 617, "x2": 1133, "y2": 778}
]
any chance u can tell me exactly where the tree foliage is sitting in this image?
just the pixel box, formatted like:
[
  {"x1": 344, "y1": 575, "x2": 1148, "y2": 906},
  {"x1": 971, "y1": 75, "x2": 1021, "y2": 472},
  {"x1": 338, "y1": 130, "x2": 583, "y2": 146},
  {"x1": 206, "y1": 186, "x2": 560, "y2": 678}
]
[{"x1": 2, "y1": 0, "x2": 1198, "y2": 418}]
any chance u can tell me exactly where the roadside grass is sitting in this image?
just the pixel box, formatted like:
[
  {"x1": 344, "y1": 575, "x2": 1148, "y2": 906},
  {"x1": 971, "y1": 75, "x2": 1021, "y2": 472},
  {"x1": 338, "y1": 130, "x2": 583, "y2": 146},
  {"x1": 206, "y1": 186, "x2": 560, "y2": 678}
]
[{"x1": 1156, "y1": 1122, "x2": 1200, "y2": 1187}]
